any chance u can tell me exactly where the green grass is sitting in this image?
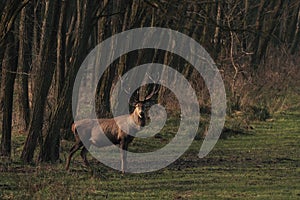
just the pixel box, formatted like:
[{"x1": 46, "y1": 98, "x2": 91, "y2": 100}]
[{"x1": 1, "y1": 110, "x2": 300, "y2": 199}]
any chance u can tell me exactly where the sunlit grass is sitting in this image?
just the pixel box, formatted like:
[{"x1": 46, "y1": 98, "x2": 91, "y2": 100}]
[{"x1": 1, "y1": 110, "x2": 300, "y2": 199}]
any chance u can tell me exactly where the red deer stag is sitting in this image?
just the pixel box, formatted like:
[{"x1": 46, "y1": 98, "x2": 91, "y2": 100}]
[{"x1": 65, "y1": 84, "x2": 158, "y2": 173}]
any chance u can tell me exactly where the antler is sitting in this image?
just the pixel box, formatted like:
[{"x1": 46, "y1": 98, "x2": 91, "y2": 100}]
[
  {"x1": 119, "y1": 74, "x2": 139, "y2": 104},
  {"x1": 119, "y1": 74, "x2": 131, "y2": 95},
  {"x1": 144, "y1": 72, "x2": 160, "y2": 101},
  {"x1": 144, "y1": 85, "x2": 159, "y2": 101}
]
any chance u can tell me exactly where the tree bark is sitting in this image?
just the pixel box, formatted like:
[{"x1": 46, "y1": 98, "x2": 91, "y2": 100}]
[
  {"x1": 39, "y1": 0, "x2": 100, "y2": 162},
  {"x1": 0, "y1": 0, "x2": 30, "y2": 48},
  {"x1": 290, "y1": 5, "x2": 300, "y2": 54},
  {"x1": 17, "y1": 5, "x2": 32, "y2": 132},
  {"x1": 0, "y1": 31, "x2": 17, "y2": 157},
  {"x1": 21, "y1": 0, "x2": 60, "y2": 163},
  {"x1": 250, "y1": 0, "x2": 269, "y2": 69},
  {"x1": 255, "y1": 0, "x2": 285, "y2": 66}
]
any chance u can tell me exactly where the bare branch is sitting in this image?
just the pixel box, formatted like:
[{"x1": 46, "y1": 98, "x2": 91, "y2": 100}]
[{"x1": 3, "y1": 69, "x2": 31, "y2": 76}]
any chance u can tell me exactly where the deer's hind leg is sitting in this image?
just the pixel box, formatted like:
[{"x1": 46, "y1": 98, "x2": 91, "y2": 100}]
[
  {"x1": 80, "y1": 147, "x2": 90, "y2": 167},
  {"x1": 65, "y1": 141, "x2": 83, "y2": 170}
]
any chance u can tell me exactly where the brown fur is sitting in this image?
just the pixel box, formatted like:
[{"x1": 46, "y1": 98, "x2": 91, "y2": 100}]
[{"x1": 65, "y1": 103, "x2": 146, "y2": 173}]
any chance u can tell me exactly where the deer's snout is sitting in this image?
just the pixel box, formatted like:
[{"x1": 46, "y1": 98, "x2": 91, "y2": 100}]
[
  {"x1": 138, "y1": 108, "x2": 144, "y2": 118},
  {"x1": 134, "y1": 103, "x2": 145, "y2": 119}
]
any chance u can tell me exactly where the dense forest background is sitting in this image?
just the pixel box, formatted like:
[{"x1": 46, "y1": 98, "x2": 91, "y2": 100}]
[{"x1": 0, "y1": 0, "x2": 299, "y2": 164}]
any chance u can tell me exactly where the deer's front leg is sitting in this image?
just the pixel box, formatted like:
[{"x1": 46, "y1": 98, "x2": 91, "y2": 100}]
[{"x1": 120, "y1": 139, "x2": 128, "y2": 174}]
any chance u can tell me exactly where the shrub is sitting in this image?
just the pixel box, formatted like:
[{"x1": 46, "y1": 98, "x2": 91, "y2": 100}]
[{"x1": 244, "y1": 105, "x2": 271, "y2": 121}]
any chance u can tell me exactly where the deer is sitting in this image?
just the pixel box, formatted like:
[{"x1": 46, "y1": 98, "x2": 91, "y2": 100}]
[{"x1": 65, "y1": 82, "x2": 158, "y2": 173}]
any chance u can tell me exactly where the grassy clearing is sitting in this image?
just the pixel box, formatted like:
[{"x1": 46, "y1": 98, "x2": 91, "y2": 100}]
[{"x1": 1, "y1": 111, "x2": 299, "y2": 199}]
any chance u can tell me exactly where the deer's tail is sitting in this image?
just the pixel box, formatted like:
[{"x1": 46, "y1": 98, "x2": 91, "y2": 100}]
[
  {"x1": 71, "y1": 123, "x2": 76, "y2": 134},
  {"x1": 71, "y1": 122, "x2": 82, "y2": 143}
]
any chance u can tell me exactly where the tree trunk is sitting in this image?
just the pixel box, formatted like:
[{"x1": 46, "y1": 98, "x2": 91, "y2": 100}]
[
  {"x1": 17, "y1": 5, "x2": 31, "y2": 132},
  {"x1": 290, "y1": 5, "x2": 300, "y2": 54},
  {"x1": 39, "y1": 0, "x2": 99, "y2": 162},
  {"x1": 251, "y1": 0, "x2": 269, "y2": 69},
  {"x1": 0, "y1": 31, "x2": 17, "y2": 157},
  {"x1": 55, "y1": 0, "x2": 67, "y2": 102},
  {"x1": 213, "y1": 0, "x2": 222, "y2": 56},
  {"x1": 0, "y1": 1, "x2": 30, "y2": 111},
  {"x1": 21, "y1": 0, "x2": 60, "y2": 163},
  {"x1": 255, "y1": 0, "x2": 285, "y2": 66},
  {"x1": 95, "y1": 0, "x2": 126, "y2": 118},
  {"x1": 0, "y1": 0, "x2": 30, "y2": 48},
  {"x1": 242, "y1": 0, "x2": 249, "y2": 50}
]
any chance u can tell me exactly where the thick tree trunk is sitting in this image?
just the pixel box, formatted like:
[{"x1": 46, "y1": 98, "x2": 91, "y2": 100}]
[
  {"x1": 0, "y1": 31, "x2": 17, "y2": 157},
  {"x1": 0, "y1": 1, "x2": 30, "y2": 113},
  {"x1": 21, "y1": 0, "x2": 60, "y2": 163},
  {"x1": 96, "y1": 0, "x2": 127, "y2": 118},
  {"x1": 39, "y1": 0, "x2": 99, "y2": 162}
]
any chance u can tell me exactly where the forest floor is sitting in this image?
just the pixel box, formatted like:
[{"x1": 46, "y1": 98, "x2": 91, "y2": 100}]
[{"x1": 0, "y1": 109, "x2": 299, "y2": 199}]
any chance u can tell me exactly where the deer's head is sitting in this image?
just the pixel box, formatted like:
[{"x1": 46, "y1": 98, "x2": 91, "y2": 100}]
[
  {"x1": 120, "y1": 73, "x2": 159, "y2": 120},
  {"x1": 130, "y1": 84, "x2": 159, "y2": 121}
]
